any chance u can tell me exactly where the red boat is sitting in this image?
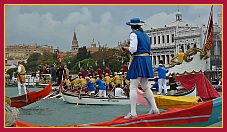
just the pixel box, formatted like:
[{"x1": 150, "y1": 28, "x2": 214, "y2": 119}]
[
  {"x1": 10, "y1": 82, "x2": 52, "y2": 108},
  {"x1": 14, "y1": 96, "x2": 222, "y2": 127}
]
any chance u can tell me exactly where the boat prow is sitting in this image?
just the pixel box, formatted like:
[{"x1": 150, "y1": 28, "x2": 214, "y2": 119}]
[{"x1": 10, "y1": 82, "x2": 52, "y2": 108}]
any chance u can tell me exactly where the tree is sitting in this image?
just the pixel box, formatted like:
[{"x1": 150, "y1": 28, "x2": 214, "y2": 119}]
[
  {"x1": 26, "y1": 52, "x2": 57, "y2": 73},
  {"x1": 7, "y1": 68, "x2": 17, "y2": 80},
  {"x1": 72, "y1": 58, "x2": 96, "y2": 74},
  {"x1": 91, "y1": 48, "x2": 128, "y2": 73},
  {"x1": 26, "y1": 53, "x2": 42, "y2": 73}
]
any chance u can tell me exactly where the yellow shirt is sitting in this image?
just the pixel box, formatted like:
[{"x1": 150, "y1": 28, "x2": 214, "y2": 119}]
[
  {"x1": 80, "y1": 78, "x2": 87, "y2": 87},
  {"x1": 72, "y1": 78, "x2": 81, "y2": 87},
  {"x1": 104, "y1": 76, "x2": 111, "y2": 85},
  {"x1": 90, "y1": 78, "x2": 96, "y2": 84},
  {"x1": 65, "y1": 79, "x2": 71, "y2": 86},
  {"x1": 114, "y1": 75, "x2": 121, "y2": 85},
  {"x1": 17, "y1": 64, "x2": 26, "y2": 83},
  {"x1": 125, "y1": 79, "x2": 130, "y2": 85}
]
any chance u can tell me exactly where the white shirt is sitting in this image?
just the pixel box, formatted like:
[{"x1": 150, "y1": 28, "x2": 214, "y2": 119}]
[
  {"x1": 18, "y1": 65, "x2": 22, "y2": 73},
  {"x1": 115, "y1": 87, "x2": 125, "y2": 97},
  {"x1": 129, "y1": 32, "x2": 138, "y2": 54}
]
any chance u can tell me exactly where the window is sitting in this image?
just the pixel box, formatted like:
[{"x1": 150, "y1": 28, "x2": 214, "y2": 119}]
[
  {"x1": 194, "y1": 44, "x2": 197, "y2": 48},
  {"x1": 167, "y1": 35, "x2": 169, "y2": 43},
  {"x1": 158, "y1": 36, "x2": 160, "y2": 44},
  {"x1": 150, "y1": 37, "x2": 152, "y2": 44},
  {"x1": 171, "y1": 34, "x2": 174, "y2": 43},
  {"x1": 162, "y1": 36, "x2": 165, "y2": 44},
  {"x1": 154, "y1": 37, "x2": 156, "y2": 44},
  {"x1": 181, "y1": 45, "x2": 184, "y2": 52},
  {"x1": 187, "y1": 45, "x2": 190, "y2": 50}
]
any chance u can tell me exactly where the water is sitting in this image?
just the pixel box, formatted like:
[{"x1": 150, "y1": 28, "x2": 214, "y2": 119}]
[
  {"x1": 6, "y1": 86, "x2": 150, "y2": 126},
  {"x1": 6, "y1": 86, "x2": 222, "y2": 127}
]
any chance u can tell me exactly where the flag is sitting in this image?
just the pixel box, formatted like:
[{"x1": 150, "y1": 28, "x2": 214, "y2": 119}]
[{"x1": 203, "y1": 5, "x2": 214, "y2": 52}]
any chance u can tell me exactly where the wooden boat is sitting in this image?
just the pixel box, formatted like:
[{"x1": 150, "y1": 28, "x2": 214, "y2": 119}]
[
  {"x1": 61, "y1": 90, "x2": 130, "y2": 105},
  {"x1": 14, "y1": 94, "x2": 222, "y2": 127},
  {"x1": 10, "y1": 82, "x2": 52, "y2": 108},
  {"x1": 168, "y1": 85, "x2": 197, "y2": 97},
  {"x1": 60, "y1": 86, "x2": 199, "y2": 109}
]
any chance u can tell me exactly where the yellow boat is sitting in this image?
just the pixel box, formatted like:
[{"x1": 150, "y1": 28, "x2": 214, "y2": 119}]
[{"x1": 154, "y1": 95, "x2": 200, "y2": 109}]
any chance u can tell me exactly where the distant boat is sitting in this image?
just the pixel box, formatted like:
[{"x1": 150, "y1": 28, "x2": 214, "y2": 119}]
[{"x1": 10, "y1": 82, "x2": 52, "y2": 108}]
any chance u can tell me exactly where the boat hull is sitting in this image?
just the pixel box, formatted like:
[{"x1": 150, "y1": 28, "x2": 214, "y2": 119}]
[
  {"x1": 14, "y1": 95, "x2": 222, "y2": 127},
  {"x1": 10, "y1": 82, "x2": 52, "y2": 108},
  {"x1": 61, "y1": 92, "x2": 130, "y2": 105}
]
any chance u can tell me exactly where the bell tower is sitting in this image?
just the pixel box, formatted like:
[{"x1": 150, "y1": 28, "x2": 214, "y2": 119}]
[
  {"x1": 71, "y1": 32, "x2": 79, "y2": 53},
  {"x1": 176, "y1": 9, "x2": 182, "y2": 21}
]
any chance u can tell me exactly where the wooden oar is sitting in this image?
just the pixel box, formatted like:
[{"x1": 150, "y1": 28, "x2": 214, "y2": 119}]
[
  {"x1": 107, "y1": 87, "x2": 116, "y2": 98},
  {"x1": 76, "y1": 87, "x2": 83, "y2": 106}
]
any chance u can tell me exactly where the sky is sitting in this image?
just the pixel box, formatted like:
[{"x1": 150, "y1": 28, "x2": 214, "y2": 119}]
[{"x1": 5, "y1": 5, "x2": 222, "y2": 52}]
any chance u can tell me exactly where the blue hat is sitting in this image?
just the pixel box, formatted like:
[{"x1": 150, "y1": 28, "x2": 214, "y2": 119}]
[{"x1": 126, "y1": 18, "x2": 145, "y2": 26}]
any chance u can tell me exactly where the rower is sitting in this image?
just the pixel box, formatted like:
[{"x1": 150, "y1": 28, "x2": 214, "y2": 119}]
[
  {"x1": 85, "y1": 77, "x2": 96, "y2": 97},
  {"x1": 96, "y1": 76, "x2": 107, "y2": 97}
]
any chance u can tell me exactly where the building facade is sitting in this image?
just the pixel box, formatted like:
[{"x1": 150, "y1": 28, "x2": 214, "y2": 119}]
[
  {"x1": 6, "y1": 43, "x2": 53, "y2": 60},
  {"x1": 147, "y1": 10, "x2": 222, "y2": 71}
]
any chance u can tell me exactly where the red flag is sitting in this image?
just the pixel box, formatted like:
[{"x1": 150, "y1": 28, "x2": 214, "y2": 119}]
[{"x1": 203, "y1": 5, "x2": 214, "y2": 52}]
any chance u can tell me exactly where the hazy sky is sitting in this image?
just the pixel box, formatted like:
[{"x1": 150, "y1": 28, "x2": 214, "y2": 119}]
[{"x1": 5, "y1": 5, "x2": 222, "y2": 51}]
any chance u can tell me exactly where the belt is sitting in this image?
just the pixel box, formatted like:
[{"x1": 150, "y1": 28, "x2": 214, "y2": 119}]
[{"x1": 128, "y1": 53, "x2": 150, "y2": 68}]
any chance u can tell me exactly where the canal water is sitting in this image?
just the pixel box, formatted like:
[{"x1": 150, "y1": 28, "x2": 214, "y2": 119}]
[
  {"x1": 5, "y1": 86, "x2": 222, "y2": 127},
  {"x1": 6, "y1": 86, "x2": 151, "y2": 126}
]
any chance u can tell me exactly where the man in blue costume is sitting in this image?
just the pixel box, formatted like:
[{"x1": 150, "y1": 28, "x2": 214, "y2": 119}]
[
  {"x1": 96, "y1": 76, "x2": 107, "y2": 97},
  {"x1": 155, "y1": 60, "x2": 167, "y2": 95},
  {"x1": 122, "y1": 18, "x2": 159, "y2": 119},
  {"x1": 85, "y1": 77, "x2": 96, "y2": 97}
]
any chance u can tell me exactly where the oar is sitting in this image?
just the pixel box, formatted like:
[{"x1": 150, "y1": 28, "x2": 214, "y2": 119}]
[
  {"x1": 42, "y1": 90, "x2": 59, "y2": 99},
  {"x1": 107, "y1": 87, "x2": 116, "y2": 98},
  {"x1": 76, "y1": 86, "x2": 83, "y2": 106}
]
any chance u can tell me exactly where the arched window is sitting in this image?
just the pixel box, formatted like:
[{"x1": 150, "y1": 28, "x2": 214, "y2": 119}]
[
  {"x1": 181, "y1": 45, "x2": 184, "y2": 52},
  {"x1": 187, "y1": 45, "x2": 190, "y2": 50},
  {"x1": 193, "y1": 44, "x2": 197, "y2": 48}
]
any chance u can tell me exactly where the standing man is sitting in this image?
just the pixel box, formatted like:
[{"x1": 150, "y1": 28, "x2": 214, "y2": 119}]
[
  {"x1": 177, "y1": 49, "x2": 184, "y2": 64},
  {"x1": 87, "y1": 66, "x2": 94, "y2": 77},
  {"x1": 96, "y1": 67, "x2": 103, "y2": 77},
  {"x1": 122, "y1": 18, "x2": 159, "y2": 119},
  {"x1": 17, "y1": 61, "x2": 27, "y2": 95},
  {"x1": 155, "y1": 60, "x2": 167, "y2": 95},
  {"x1": 64, "y1": 65, "x2": 70, "y2": 79},
  {"x1": 50, "y1": 64, "x2": 57, "y2": 85},
  {"x1": 56, "y1": 65, "x2": 65, "y2": 85},
  {"x1": 104, "y1": 65, "x2": 111, "y2": 76}
]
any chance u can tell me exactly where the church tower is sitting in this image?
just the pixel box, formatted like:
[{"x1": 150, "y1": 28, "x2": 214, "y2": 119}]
[
  {"x1": 176, "y1": 9, "x2": 182, "y2": 21},
  {"x1": 71, "y1": 32, "x2": 79, "y2": 53}
]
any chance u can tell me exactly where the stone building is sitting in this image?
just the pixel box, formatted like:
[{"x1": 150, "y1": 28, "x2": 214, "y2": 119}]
[
  {"x1": 6, "y1": 43, "x2": 53, "y2": 60},
  {"x1": 146, "y1": 10, "x2": 222, "y2": 70}
]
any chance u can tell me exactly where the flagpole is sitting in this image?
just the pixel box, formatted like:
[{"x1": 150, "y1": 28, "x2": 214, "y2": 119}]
[
  {"x1": 202, "y1": 5, "x2": 214, "y2": 53},
  {"x1": 203, "y1": 5, "x2": 213, "y2": 47}
]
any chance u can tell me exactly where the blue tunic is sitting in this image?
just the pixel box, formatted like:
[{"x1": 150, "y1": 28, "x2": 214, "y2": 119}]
[
  {"x1": 155, "y1": 66, "x2": 167, "y2": 79},
  {"x1": 86, "y1": 80, "x2": 96, "y2": 91},
  {"x1": 96, "y1": 79, "x2": 106, "y2": 90},
  {"x1": 126, "y1": 30, "x2": 154, "y2": 80}
]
